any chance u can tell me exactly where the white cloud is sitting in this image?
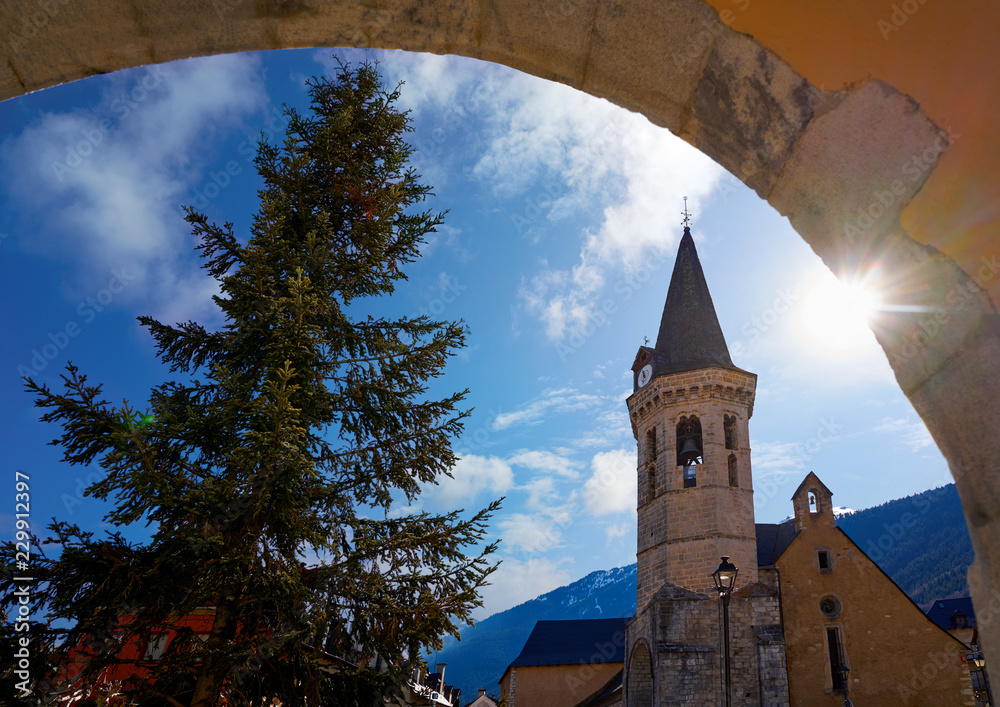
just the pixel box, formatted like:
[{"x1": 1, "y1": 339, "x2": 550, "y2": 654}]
[
  {"x1": 604, "y1": 521, "x2": 630, "y2": 545},
  {"x1": 475, "y1": 557, "x2": 573, "y2": 620},
  {"x1": 492, "y1": 387, "x2": 602, "y2": 431},
  {"x1": 498, "y1": 513, "x2": 564, "y2": 553},
  {"x1": 875, "y1": 417, "x2": 936, "y2": 453},
  {"x1": 750, "y1": 440, "x2": 818, "y2": 482},
  {"x1": 474, "y1": 77, "x2": 724, "y2": 343},
  {"x1": 583, "y1": 449, "x2": 636, "y2": 516},
  {"x1": 359, "y1": 50, "x2": 725, "y2": 345},
  {"x1": 518, "y1": 476, "x2": 560, "y2": 510},
  {"x1": 422, "y1": 454, "x2": 513, "y2": 508},
  {"x1": 508, "y1": 449, "x2": 580, "y2": 479},
  {"x1": 1, "y1": 54, "x2": 267, "y2": 324}
]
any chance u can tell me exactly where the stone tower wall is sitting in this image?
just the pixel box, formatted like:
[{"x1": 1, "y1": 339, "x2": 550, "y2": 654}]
[{"x1": 628, "y1": 367, "x2": 758, "y2": 606}]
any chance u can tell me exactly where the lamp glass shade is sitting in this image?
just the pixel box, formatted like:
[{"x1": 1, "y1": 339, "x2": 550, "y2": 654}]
[{"x1": 712, "y1": 556, "x2": 739, "y2": 592}]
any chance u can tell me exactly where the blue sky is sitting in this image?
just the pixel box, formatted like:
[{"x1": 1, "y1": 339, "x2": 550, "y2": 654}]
[{"x1": 0, "y1": 49, "x2": 951, "y2": 620}]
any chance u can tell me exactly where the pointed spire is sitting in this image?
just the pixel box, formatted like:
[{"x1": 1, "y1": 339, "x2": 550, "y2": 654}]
[{"x1": 653, "y1": 227, "x2": 735, "y2": 373}]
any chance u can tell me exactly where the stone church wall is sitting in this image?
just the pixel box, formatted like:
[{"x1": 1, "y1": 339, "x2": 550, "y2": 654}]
[{"x1": 625, "y1": 582, "x2": 788, "y2": 706}]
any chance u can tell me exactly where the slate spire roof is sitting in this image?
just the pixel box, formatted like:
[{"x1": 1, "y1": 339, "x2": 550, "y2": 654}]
[{"x1": 652, "y1": 226, "x2": 736, "y2": 373}]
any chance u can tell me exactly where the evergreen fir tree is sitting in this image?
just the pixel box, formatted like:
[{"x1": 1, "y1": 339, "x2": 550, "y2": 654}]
[{"x1": 2, "y1": 59, "x2": 499, "y2": 706}]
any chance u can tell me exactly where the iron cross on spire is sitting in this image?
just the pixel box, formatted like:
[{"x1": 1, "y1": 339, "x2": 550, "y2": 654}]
[{"x1": 681, "y1": 196, "x2": 692, "y2": 228}]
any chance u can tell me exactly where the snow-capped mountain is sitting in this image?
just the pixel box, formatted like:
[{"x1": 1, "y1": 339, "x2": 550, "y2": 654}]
[{"x1": 430, "y1": 564, "x2": 638, "y2": 701}]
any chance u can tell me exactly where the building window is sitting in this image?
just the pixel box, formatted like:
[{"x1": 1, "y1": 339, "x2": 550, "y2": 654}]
[
  {"x1": 728, "y1": 454, "x2": 738, "y2": 487},
  {"x1": 144, "y1": 633, "x2": 169, "y2": 660},
  {"x1": 820, "y1": 595, "x2": 842, "y2": 619},
  {"x1": 952, "y1": 612, "x2": 968, "y2": 629},
  {"x1": 826, "y1": 627, "x2": 847, "y2": 691},
  {"x1": 683, "y1": 463, "x2": 697, "y2": 488},
  {"x1": 646, "y1": 427, "x2": 657, "y2": 462},
  {"x1": 724, "y1": 414, "x2": 737, "y2": 450},
  {"x1": 817, "y1": 548, "x2": 833, "y2": 572}
]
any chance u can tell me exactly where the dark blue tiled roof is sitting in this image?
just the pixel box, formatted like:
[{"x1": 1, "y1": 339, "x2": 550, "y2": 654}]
[
  {"x1": 755, "y1": 519, "x2": 798, "y2": 567},
  {"x1": 507, "y1": 618, "x2": 628, "y2": 669},
  {"x1": 926, "y1": 597, "x2": 976, "y2": 630}
]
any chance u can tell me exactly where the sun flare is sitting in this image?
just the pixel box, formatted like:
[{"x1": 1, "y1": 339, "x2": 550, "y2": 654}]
[{"x1": 800, "y1": 275, "x2": 881, "y2": 351}]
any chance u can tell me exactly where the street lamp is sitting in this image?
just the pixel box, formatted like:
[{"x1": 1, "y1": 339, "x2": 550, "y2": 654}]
[
  {"x1": 713, "y1": 556, "x2": 739, "y2": 707},
  {"x1": 969, "y1": 649, "x2": 993, "y2": 706},
  {"x1": 837, "y1": 664, "x2": 853, "y2": 707}
]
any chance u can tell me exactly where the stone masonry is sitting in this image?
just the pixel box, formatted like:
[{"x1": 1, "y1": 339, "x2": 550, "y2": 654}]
[{"x1": 627, "y1": 366, "x2": 758, "y2": 607}]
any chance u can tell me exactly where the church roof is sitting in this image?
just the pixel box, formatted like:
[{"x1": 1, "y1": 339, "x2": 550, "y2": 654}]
[
  {"x1": 755, "y1": 519, "x2": 799, "y2": 566},
  {"x1": 653, "y1": 227, "x2": 736, "y2": 373},
  {"x1": 791, "y1": 471, "x2": 833, "y2": 500},
  {"x1": 505, "y1": 618, "x2": 628, "y2": 669},
  {"x1": 926, "y1": 596, "x2": 977, "y2": 630}
]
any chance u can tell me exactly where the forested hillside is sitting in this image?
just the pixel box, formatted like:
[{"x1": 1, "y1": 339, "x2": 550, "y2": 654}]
[{"x1": 837, "y1": 483, "x2": 972, "y2": 606}]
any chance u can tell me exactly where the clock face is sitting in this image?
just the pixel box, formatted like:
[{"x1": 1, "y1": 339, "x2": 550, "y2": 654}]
[{"x1": 637, "y1": 363, "x2": 653, "y2": 388}]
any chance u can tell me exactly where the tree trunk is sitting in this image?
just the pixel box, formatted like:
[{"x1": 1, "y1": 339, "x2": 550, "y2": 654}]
[{"x1": 189, "y1": 602, "x2": 238, "y2": 707}]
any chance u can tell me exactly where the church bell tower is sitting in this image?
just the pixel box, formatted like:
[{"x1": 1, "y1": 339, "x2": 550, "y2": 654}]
[{"x1": 626, "y1": 223, "x2": 758, "y2": 609}]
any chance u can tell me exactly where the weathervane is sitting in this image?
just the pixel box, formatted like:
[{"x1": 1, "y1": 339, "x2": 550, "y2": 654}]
[{"x1": 681, "y1": 196, "x2": 692, "y2": 228}]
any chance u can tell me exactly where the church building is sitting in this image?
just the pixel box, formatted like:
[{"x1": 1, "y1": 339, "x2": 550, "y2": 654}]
[
  {"x1": 620, "y1": 223, "x2": 972, "y2": 706},
  {"x1": 502, "y1": 222, "x2": 975, "y2": 707}
]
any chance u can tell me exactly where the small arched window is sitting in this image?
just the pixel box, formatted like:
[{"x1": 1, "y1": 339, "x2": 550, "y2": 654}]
[
  {"x1": 728, "y1": 454, "x2": 738, "y2": 487},
  {"x1": 724, "y1": 414, "x2": 738, "y2": 450}
]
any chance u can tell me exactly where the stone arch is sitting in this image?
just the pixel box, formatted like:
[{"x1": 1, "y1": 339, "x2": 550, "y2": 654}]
[
  {"x1": 4, "y1": 0, "x2": 1000, "y2": 669},
  {"x1": 627, "y1": 639, "x2": 654, "y2": 707}
]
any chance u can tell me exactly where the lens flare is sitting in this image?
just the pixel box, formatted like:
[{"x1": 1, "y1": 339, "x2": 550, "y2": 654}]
[{"x1": 800, "y1": 276, "x2": 881, "y2": 351}]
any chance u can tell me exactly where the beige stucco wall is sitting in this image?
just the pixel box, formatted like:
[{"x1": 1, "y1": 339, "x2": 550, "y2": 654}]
[
  {"x1": 501, "y1": 662, "x2": 622, "y2": 707},
  {"x1": 777, "y1": 511, "x2": 973, "y2": 705}
]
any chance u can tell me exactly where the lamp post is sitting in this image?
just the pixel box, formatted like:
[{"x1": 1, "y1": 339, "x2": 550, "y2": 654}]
[
  {"x1": 969, "y1": 648, "x2": 993, "y2": 706},
  {"x1": 837, "y1": 664, "x2": 853, "y2": 707},
  {"x1": 713, "y1": 556, "x2": 739, "y2": 707}
]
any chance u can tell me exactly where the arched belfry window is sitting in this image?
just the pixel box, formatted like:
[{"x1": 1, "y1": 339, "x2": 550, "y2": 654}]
[
  {"x1": 809, "y1": 490, "x2": 820, "y2": 513},
  {"x1": 676, "y1": 416, "x2": 702, "y2": 489},
  {"x1": 728, "y1": 453, "x2": 738, "y2": 487},
  {"x1": 724, "y1": 414, "x2": 738, "y2": 450},
  {"x1": 646, "y1": 427, "x2": 657, "y2": 503}
]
